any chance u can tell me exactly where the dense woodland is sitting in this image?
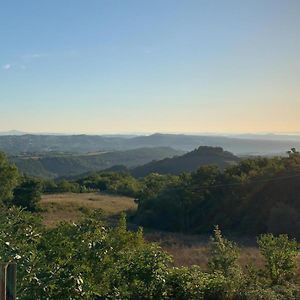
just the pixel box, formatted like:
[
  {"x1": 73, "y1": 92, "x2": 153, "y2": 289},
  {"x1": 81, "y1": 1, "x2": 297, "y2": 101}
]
[
  {"x1": 0, "y1": 148, "x2": 300, "y2": 298},
  {"x1": 28, "y1": 148, "x2": 300, "y2": 238},
  {"x1": 135, "y1": 148, "x2": 300, "y2": 237}
]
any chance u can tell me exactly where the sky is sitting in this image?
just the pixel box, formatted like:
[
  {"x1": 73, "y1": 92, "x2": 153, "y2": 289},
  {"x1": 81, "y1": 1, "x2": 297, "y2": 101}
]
[{"x1": 0, "y1": 0, "x2": 299, "y2": 134}]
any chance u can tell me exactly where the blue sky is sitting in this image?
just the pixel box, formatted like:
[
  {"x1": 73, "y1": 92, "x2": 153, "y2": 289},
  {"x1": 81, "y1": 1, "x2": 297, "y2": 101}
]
[{"x1": 1, "y1": 0, "x2": 299, "y2": 133}]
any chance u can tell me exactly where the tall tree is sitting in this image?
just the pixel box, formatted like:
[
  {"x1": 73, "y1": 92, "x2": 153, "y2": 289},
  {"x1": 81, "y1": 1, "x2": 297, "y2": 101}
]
[
  {"x1": 0, "y1": 152, "x2": 19, "y2": 203},
  {"x1": 13, "y1": 178, "x2": 42, "y2": 212}
]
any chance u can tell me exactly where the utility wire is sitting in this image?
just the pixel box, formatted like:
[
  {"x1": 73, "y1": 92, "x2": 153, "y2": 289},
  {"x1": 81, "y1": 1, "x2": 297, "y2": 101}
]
[
  {"x1": 192, "y1": 172, "x2": 300, "y2": 190},
  {"x1": 12, "y1": 172, "x2": 300, "y2": 191}
]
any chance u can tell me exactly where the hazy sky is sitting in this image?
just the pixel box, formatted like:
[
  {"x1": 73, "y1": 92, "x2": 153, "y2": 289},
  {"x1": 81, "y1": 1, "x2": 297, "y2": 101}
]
[{"x1": 1, "y1": 0, "x2": 299, "y2": 134}]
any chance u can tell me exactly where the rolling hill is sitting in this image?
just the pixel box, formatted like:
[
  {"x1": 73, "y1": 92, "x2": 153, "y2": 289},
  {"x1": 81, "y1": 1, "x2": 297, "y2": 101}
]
[
  {"x1": 11, "y1": 147, "x2": 183, "y2": 178},
  {"x1": 1, "y1": 133, "x2": 300, "y2": 155},
  {"x1": 131, "y1": 146, "x2": 239, "y2": 177}
]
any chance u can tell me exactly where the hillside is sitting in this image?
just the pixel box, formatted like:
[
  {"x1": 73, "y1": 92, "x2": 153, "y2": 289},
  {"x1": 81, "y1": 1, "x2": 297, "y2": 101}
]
[
  {"x1": 11, "y1": 147, "x2": 183, "y2": 178},
  {"x1": 131, "y1": 146, "x2": 239, "y2": 177},
  {"x1": 1, "y1": 133, "x2": 300, "y2": 155},
  {"x1": 134, "y1": 150, "x2": 300, "y2": 237}
]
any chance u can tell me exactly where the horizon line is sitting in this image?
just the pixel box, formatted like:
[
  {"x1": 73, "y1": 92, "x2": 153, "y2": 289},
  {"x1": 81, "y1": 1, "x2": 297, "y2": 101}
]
[{"x1": 1, "y1": 130, "x2": 300, "y2": 136}]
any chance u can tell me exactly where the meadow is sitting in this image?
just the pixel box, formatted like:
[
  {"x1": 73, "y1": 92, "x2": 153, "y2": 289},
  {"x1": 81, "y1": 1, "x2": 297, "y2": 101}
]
[
  {"x1": 40, "y1": 192, "x2": 137, "y2": 227},
  {"x1": 40, "y1": 192, "x2": 278, "y2": 270}
]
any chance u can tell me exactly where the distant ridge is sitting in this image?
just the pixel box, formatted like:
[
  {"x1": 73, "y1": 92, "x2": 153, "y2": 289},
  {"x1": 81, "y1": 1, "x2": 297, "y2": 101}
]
[
  {"x1": 0, "y1": 133, "x2": 300, "y2": 155},
  {"x1": 0, "y1": 130, "x2": 27, "y2": 136}
]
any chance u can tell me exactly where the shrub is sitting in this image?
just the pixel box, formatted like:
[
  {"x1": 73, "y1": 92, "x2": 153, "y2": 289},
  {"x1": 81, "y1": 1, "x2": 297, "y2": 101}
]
[
  {"x1": 1, "y1": 206, "x2": 300, "y2": 299},
  {"x1": 258, "y1": 234, "x2": 299, "y2": 285},
  {"x1": 106, "y1": 245, "x2": 171, "y2": 299},
  {"x1": 166, "y1": 266, "x2": 227, "y2": 300},
  {"x1": 0, "y1": 207, "x2": 43, "y2": 299},
  {"x1": 208, "y1": 226, "x2": 240, "y2": 277}
]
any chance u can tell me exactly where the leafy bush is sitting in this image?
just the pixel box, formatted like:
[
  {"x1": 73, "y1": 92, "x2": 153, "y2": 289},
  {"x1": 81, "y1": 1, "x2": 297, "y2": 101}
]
[
  {"x1": 258, "y1": 234, "x2": 299, "y2": 285},
  {"x1": 208, "y1": 226, "x2": 240, "y2": 277},
  {"x1": 0, "y1": 207, "x2": 43, "y2": 298},
  {"x1": 0, "y1": 208, "x2": 171, "y2": 299},
  {"x1": 0, "y1": 207, "x2": 299, "y2": 299},
  {"x1": 166, "y1": 266, "x2": 227, "y2": 300},
  {"x1": 106, "y1": 245, "x2": 171, "y2": 299}
]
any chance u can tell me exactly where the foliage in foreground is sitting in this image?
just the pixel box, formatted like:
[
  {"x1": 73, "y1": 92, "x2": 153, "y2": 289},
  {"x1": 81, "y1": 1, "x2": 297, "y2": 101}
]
[{"x1": 0, "y1": 207, "x2": 299, "y2": 299}]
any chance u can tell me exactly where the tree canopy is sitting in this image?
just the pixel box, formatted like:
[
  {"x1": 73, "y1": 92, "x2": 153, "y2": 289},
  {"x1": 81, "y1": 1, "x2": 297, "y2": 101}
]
[{"x1": 0, "y1": 152, "x2": 19, "y2": 203}]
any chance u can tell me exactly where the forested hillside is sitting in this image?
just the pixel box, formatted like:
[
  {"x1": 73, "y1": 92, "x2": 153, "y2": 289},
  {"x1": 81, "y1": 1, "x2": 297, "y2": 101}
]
[
  {"x1": 135, "y1": 149, "x2": 300, "y2": 237},
  {"x1": 131, "y1": 146, "x2": 239, "y2": 177},
  {"x1": 11, "y1": 147, "x2": 183, "y2": 178}
]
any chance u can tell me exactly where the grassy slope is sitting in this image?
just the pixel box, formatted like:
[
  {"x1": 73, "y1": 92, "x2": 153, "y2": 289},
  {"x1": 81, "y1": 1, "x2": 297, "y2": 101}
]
[
  {"x1": 40, "y1": 192, "x2": 137, "y2": 227},
  {"x1": 39, "y1": 192, "x2": 280, "y2": 269}
]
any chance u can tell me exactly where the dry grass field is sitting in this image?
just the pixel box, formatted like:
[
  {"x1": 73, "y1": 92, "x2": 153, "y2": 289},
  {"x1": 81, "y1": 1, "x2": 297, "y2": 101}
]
[
  {"x1": 144, "y1": 231, "x2": 263, "y2": 268},
  {"x1": 39, "y1": 192, "x2": 299, "y2": 270},
  {"x1": 40, "y1": 192, "x2": 137, "y2": 227}
]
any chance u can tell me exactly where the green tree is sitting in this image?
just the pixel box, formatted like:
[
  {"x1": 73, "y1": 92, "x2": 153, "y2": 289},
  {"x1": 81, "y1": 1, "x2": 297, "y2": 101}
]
[
  {"x1": 57, "y1": 179, "x2": 80, "y2": 193},
  {"x1": 12, "y1": 178, "x2": 42, "y2": 212},
  {"x1": 0, "y1": 152, "x2": 19, "y2": 203}
]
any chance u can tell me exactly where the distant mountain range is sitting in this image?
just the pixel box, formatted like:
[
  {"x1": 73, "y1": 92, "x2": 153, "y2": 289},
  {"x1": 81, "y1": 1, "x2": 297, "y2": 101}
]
[
  {"x1": 131, "y1": 146, "x2": 239, "y2": 177},
  {"x1": 0, "y1": 130, "x2": 27, "y2": 136},
  {"x1": 1, "y1": 133, "x2": 300, "y2": 156}
]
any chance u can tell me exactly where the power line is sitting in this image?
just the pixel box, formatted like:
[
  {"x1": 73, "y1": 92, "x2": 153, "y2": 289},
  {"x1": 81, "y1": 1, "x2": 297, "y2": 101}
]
[
  {"x1": 192, "y1": 172, "x2": 300, "y2": 190},
  {"x1": 12, "y1": 172, "x2": 300, "y2": 191}
]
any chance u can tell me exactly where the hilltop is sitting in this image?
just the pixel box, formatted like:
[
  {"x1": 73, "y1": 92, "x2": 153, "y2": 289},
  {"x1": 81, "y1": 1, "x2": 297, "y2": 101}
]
[{"x1": 131, "y1": 146, "x2": 239, "y2": 177}]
